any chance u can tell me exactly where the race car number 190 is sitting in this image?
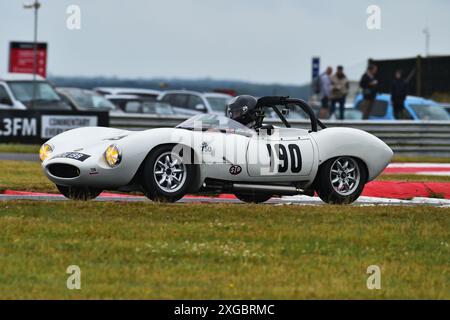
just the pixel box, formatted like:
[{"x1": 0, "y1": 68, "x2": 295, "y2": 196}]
[{"x1": 266, "y1": 143, "x2": 302, "y2": 173}]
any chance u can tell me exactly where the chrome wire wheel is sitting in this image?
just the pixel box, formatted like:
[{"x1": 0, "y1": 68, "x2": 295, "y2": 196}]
[
  {"x1": 329, "y1": 157, "x2": 360, "y2": 196},
  {"x1": 153, "y1": 151, "x2": 186, "y2": 193}
]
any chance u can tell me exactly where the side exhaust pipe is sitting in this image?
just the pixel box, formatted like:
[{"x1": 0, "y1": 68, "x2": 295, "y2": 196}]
[{"x1": 232, "y1": 183, "x2": 304, "y2": 196}]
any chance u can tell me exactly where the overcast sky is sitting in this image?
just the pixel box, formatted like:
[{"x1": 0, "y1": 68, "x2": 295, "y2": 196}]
[{"x1": 1, "y1": 0, "x2": 449, "y2": 84}]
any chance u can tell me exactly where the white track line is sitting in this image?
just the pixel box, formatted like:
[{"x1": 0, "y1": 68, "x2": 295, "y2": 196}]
[
  {"x1": 388, "y1": 163, "x2": 450, "y2": 168},
  {"x1": 416, "y1": 172, "x2": 450, "y2": 176},
  {"x1": 281, "y1": 195, "x2": 450, "y2": 207}
]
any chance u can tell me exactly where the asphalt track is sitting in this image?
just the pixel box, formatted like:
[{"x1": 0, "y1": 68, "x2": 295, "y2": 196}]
[
  {"x1": 1, "y1": 192, "x2": 449, "y2": 207},
  {"x1": 1, "y1": 153, "x2": 449, "y2": 206}
]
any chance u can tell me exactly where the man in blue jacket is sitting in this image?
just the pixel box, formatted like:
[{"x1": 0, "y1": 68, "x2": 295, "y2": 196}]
[
  {"x1": 391, "y1": 70, "x2": 408, "y2": 119},
  {"x1": 359, "y1": 64, "x2": 378, "y2": 119}
]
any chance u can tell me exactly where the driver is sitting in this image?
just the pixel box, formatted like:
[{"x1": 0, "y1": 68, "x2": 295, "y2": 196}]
[{"x1": 225, "y1": 95, "x2": 263, "y2": 128}]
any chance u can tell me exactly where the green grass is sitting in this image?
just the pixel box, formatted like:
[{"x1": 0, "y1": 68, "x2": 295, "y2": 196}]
[
  {"x1": 392, "y1": 156, "x2": 450, "y2": 163},
  {"x1": 378, "y1": 174, "x2": 450, "y2": 183},
  {"x1": 0, "y1": 144, "x2": 39, "y2": 154},
  {"x1": 0, "y1": 160, "x2": 57, "y2": 193},
  {"x1": 0, "y1": 201, "x2": 448, "y2": 299}
]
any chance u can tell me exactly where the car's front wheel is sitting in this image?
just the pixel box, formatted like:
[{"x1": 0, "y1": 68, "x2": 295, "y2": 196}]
[
  {"x1": 315, "y1": 156, "x2": 367, "y2": 204},
  {"x1": 141, "y1": 145, "x2": 195, "y2": 202},
  {"x1": 56, "y1": 185, "x2": 103, "y2": 201}
]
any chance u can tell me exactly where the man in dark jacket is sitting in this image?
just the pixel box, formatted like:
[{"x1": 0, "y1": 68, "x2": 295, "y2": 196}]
[
  {"x1": 359, "y1": 64, "x2": 378, "y2": 119},
  {"x1": 391, "y1": 70, "x2": 408, "y2": 119}
]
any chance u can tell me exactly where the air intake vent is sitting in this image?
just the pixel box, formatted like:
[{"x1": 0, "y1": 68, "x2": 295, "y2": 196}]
[{"x1": 47, "y1": 163, "x2": 80, "y2": 178}]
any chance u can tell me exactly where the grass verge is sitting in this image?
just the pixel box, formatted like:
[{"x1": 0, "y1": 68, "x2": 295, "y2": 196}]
[
  {"x1": 0, "y1": 201, "x2": 448, "y2": 299},
  {"x1": 0, "y1": 144, "x2": 39, "y2": 154},
  {"x1": 378, "y1": 174, "x2": 450, "y2": 183},
  {"x1": 392, "y1": 156, "x2": 450, "y2": 163},
  {"x1": 0, "y1": 160, "x2": 56, "y2": 193}
]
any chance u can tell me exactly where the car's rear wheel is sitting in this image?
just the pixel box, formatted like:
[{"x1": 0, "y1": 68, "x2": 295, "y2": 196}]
[
  {"x1": 56, "y1": 185, "x2": 102, "y2": 201},
  {"x1": 141, "y1": 145, "x2": 195, "y2": 202},
  {"x1": 315, "y1": 156, "x2": 367, "y2": 204},
  {"x1": 234, "y1": 192, "x2": 273, "y2": 204}
]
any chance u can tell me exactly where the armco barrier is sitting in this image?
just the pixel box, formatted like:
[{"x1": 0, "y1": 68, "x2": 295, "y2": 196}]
[{"x1": 109, "y1": 114, "x2": 450, "y2": 157}]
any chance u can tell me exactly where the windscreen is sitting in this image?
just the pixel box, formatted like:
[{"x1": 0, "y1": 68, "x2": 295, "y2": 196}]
[
  {"x1": 410, "y1": 105, "x2": 450, "y2": 120},
  {"x1": 206, "y1": 96, "x2": 231, "y2": 113},
  {"x1": 9, "y1": 81, "x2": 61, "y2": 104},
  {"x1": 176, "y1": 114, "x2": 254, "y2": 136}
]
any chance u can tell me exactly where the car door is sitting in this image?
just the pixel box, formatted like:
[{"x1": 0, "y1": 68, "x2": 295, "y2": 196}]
[
  {"x1": 186, "y1": 94, "x2": 207, "y2": 113},
  {"x1": 246, "y1": 127, "x2": 315, "y2": 179},
  {"x1": 161, "y1": 94, "x2": 201, "y2": 116}
]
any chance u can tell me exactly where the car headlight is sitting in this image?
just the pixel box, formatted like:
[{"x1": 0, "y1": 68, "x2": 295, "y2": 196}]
[
  {"x1": 39, "y1": 143, "x2": 53, "y2": 162},
  {"x1": 104, "y1": 144, "x2": 121, "y2": 167}
]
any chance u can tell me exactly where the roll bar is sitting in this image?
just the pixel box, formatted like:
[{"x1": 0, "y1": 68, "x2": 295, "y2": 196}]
[{"x1": 255, "y1": 96, "x2": 326, "y2": 132}]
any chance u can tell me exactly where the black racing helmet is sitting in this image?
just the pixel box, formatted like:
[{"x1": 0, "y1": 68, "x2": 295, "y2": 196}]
[{"x1": 225, "y1": 95, "x2": 258, "y2": 125}]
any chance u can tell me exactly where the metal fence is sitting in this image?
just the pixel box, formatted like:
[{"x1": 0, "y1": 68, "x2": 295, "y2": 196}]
[{"x1": 110, "y1": 114, "x2": 450, "y2": 157}]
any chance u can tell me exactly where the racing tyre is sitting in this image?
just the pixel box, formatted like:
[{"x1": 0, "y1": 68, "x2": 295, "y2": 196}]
[
  {"x1": 56, "y1": 185, "x2": 102, "y2": 201},
  {"x1": 234, "y1": 192, "x2": 273, "y2": 204},
  {"x1": 142, "y1": 145, "x2": 196, "y2": 202},
  {"x1": 315, "y1": 156, "x2": 367, "y2": 204}
]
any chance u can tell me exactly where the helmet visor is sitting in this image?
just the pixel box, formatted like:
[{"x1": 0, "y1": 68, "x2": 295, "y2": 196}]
[{"x1": 227, "y1": 106, "x2": 248, "y2": 119}]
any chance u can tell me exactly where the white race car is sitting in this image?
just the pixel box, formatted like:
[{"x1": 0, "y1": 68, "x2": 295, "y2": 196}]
[{"x1": 40, "y1": 96, "x2": 393, "y2": 204}]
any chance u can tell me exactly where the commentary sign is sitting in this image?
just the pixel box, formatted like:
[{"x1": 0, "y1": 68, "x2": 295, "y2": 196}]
[
  {"x1": 0, "y1": 110, "x2": 108, "y2": 144},
  {"x1": 41, "y1": 115, "x2": 98, "y2": 139}
]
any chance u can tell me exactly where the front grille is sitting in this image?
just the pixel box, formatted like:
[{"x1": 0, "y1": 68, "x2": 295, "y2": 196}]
[{"x1": 47, "y1": 163, "x2": 80, "y2": 178}]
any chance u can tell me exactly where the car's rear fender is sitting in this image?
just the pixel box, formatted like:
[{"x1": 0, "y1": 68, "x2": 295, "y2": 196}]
[{"x1": 310, "y1": 127, "x2": 393, "y2": 181}]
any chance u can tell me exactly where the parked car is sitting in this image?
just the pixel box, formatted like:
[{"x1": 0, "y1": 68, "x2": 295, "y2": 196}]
[
  {"x1": 157, "y1": 90, "x2": 232, "y2": 115},
  {"x1": 354, "y1": 93, "x2": 450, "y2": 121},
  {"x1": 105, "y1": 94, "x2": 175, "y2": 115},
  {"x1": 440, "y1": 104, "x2": 450, "y2": 116},
  {"x1": 57, "y1": 87, "x2": 123, "y2": 114},
  {"x1": 94, "y1": 87, "x2": 161, "y2": 100},
  {"x1": 0, "y1": 73, "x2": 71, "y2": 110}
]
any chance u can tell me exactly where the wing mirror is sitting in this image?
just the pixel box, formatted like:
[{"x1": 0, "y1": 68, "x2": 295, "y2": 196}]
[{"x1": 195, "y1": 104, "x2": 207, "y2": 112}]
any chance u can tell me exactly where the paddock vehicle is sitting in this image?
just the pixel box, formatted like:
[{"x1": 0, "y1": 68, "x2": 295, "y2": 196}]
[
  {"x1": 157, "y1": 90, "x2": 232, "y2": 115},
  {"x1": 40, "y1": 96, "x2": 393, "y2": 204},
  {"x1": 0, "y1": 73, "x2": 71, "y2": 110},
  {"x1": 57, "y1": 87, "x2": 123, "y2": 114},
  {"x1": 354, "y1": 93, "x2": 450, "y2": 121}
]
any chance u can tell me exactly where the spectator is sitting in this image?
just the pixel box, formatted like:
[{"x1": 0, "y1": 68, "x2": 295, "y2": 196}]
[
  {"x1": 359, "y1": 64, "x2": 378, "y2": 119},
  {"x1": 330, "y1": 65, "x2": 349, "y2": 120},
  {"x1": 391, "y1": 69, "x2": 408, "y2": 119},
  {"x1": 319, "y1": 66, "x2": 333, "y2": 119}
]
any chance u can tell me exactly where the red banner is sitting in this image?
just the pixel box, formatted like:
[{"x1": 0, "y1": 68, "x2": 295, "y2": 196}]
[{"x1": 9, "y1": 41, "x2": 47, "y2": 78}]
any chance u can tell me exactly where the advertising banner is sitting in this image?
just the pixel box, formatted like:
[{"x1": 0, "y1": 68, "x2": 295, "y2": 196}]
[
  {"x1": 9, "y1": 41, "x2": 48, "y2": 78},
  {"x1": 0, "y1": 110, "x2": 109, "y2": 144}
]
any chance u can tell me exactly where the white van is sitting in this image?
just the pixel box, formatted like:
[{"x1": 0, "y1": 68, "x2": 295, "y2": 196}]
[{"x1": 0, "y1": 73, "x2": 71, "y2": 110}]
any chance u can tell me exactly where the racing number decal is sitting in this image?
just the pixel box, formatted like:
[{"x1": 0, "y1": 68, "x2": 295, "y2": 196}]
[
  {"x1": 288, "y1": 144, "x2": 302, "y2": 173},
  {"x1": 266, "y1": 143, "x2": 302, "y2": 173}
]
